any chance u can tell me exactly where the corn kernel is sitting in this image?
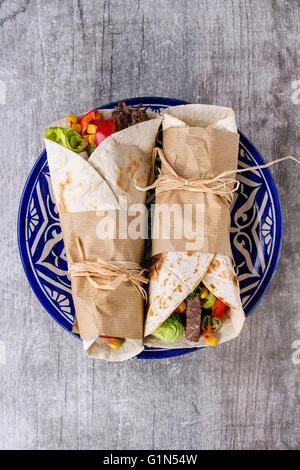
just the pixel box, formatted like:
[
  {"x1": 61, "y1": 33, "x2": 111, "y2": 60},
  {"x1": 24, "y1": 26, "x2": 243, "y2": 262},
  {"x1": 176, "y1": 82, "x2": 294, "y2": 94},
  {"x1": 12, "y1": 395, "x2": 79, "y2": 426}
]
[
  {"x1": 108, "y1": 338, "x2": 121, "y2": 349},
  {"x1": 83, "y1": 134, "x2": 90, "y2": 143},
  {"x1": 205, "y1": 335, "x2": 218, "y2": 347},
  {"x1": 66, "y1": 113, "x2": 78, "y2": 125},
  {"x1": 87, "y1": 123, "x2": 98, "y2": 135},
  {"x1": 71, "y1": 123, "x2": 82, "y2": 133},
  {"x1": 88, "y1": 134, "x2": 95, "y2": 144},
  {"x1": 176, "y1": 301, "x2": 186, "y2": 313},
  {"x1": 201, "y1": 287, "x2": 208, "y2": 299}
]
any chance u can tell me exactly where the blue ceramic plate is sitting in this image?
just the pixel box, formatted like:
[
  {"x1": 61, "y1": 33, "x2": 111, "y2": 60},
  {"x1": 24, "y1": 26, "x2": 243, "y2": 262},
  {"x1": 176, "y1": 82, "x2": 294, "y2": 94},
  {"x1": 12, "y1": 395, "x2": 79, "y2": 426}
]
[{"x1": 18, "y1": 97, "x2": 282, "y2": 359}]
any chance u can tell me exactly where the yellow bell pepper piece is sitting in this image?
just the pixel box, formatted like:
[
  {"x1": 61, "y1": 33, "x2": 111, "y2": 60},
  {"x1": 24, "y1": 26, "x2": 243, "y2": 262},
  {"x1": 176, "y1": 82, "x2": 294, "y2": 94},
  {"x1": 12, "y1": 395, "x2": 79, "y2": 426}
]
[
  {"x1": 66, "y1": 113, "x2": 78, "y2": 125},
  {"x1": 87, "y1": 123, "x2": 98, "y2": 135},
  {"x1": 108, "y1": 338, "x2": 121, "y2": 349},
  {"x1": 71, "y1": 123, "x2": 82, "y2": 134},
  {"x1": 205, "y1": 335, "x2": 218, "y2": 347},
  {"x1": 176, "y1": 301, "x2": 186, "y2": 313},
  {"x1": 88, "y1": 134, "x2": 95, "y2": 145},
  {"x1": 200, "y1": 287, "x2": 208, "y2": 299}
]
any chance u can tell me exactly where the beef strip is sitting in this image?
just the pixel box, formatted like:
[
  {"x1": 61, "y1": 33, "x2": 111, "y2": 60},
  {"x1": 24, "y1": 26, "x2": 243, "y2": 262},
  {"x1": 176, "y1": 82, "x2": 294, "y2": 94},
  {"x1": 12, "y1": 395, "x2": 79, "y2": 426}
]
[
  {"x1": 112, "y1": 102, "x2": 149, "y2": 132},
  {"x1": 112, "y1": 109, "x2": 130, "y2": 131},
  {"x1": 186, "y1": 296, "x2": 202, "y2": 342},
  {"x1": 131, "y1": 105, "x2": 149, "y2": 125}
]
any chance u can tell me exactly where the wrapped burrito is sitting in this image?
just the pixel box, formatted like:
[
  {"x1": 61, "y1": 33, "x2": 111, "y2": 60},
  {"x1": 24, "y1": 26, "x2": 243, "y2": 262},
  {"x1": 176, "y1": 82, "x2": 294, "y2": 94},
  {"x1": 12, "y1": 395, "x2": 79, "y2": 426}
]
[
  {"x1": 144, "y1": 104, "x2": 246, "y2": 348},
  {"x1": 44, "y1": 103, "x2": 161, "y2": 360}
]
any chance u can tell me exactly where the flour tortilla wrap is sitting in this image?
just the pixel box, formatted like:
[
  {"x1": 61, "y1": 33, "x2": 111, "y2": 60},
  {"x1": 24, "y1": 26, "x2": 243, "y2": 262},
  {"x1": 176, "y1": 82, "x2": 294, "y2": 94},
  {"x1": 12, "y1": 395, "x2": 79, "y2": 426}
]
[
  {"x1": 45, "y1": 109, "x2": 161, "y2": 361},
  {"x1": 144, "y1": 104, "x2": 245, "y2": 348}
]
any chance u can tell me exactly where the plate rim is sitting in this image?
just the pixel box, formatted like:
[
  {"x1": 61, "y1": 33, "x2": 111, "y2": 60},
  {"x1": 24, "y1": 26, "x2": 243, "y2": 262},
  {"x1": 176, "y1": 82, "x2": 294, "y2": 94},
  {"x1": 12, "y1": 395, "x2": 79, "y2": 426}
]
[{"x1": 17, "y1": 96, "x2": 283, "y2": 359}]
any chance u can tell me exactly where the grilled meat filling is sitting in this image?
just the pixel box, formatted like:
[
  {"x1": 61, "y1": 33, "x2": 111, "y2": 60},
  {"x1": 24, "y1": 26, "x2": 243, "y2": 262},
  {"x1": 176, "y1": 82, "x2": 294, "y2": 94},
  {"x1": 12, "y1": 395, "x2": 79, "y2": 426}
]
[
  {"x1": 186, "y1": 296, "x2": 202, "y2": 342},
  {"x1": 112, "y1": 102, "x2": 149, "y2": 131}
]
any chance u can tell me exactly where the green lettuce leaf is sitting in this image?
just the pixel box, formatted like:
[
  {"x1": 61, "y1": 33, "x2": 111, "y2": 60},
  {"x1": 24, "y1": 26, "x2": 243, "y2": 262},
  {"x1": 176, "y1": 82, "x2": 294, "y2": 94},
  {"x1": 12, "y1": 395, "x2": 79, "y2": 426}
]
[
  {"x1": 87, "y1": 144, "x2": 96, "y2": 156},
  {"x1": 44, "y1": 127, "x2": 88, "y2": 153},
  {"x1": 151, "y1": 313, "x2": 183, "y2": 344}
]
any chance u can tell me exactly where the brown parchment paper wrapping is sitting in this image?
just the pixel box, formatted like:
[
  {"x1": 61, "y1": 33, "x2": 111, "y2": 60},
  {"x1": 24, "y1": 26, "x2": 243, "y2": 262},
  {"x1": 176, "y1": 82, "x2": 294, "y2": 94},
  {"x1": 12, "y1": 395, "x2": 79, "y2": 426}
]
[
  {"x1": 144, "y1": 107, "x2": 245, "y2": 342},
  {"x1": 60, "y1": 211, "x2": 144, "y2": 339},
  {"x1": 151, "y1": 127, "x2": 240, "y2": 257}
]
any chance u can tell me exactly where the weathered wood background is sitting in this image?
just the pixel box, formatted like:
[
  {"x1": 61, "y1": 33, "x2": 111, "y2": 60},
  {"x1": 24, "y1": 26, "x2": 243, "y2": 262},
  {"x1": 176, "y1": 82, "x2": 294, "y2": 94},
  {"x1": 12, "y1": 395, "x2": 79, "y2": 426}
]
[{"x1": 0, "y1": 0, "x2": 299, "y2": 450}]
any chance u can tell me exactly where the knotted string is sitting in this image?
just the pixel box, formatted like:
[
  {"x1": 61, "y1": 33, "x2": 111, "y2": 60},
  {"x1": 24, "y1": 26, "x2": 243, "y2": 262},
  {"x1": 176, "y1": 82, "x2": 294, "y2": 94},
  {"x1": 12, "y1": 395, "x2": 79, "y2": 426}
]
[
  {"x1": 135, "y1": 147, "x2": 299, "y2": 205},
  {"x1": 68, "y1": 237, "x2": 149, "y2": 300}
]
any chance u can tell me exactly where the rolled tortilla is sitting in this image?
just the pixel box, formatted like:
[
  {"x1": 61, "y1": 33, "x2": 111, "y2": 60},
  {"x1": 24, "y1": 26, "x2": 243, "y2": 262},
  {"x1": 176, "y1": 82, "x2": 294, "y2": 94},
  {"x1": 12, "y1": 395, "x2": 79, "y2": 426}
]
[
  {"x1": 45, "y1": 109, "x2": 161, "y2": 360},
  {"x1": 144, "y1": 104, "x2": 245, "y2": 348}
]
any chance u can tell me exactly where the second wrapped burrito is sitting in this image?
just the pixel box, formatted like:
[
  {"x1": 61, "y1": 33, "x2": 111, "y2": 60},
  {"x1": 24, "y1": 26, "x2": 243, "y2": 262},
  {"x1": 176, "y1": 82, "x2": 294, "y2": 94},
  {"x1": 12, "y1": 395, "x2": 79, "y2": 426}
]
[{"x1": 144, "y1": 104, "x2": 245, "y2": 348}]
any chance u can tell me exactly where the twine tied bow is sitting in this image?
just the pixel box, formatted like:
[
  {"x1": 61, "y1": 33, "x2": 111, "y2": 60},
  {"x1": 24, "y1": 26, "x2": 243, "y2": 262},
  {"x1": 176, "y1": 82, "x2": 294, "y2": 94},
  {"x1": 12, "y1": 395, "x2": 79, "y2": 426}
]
[
  {"x1": 135, "y1": 147, "x2": 299, "y2": 205},
  {"x1": 68, "y1": 237, "x2": 149, "y2": 300}
]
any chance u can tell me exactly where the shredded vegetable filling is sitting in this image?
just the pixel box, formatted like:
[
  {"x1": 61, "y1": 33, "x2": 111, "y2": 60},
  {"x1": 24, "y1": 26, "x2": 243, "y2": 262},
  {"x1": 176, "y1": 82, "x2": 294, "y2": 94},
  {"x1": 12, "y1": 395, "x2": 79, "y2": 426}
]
[{"x1": 151, "y1": 282, "x2": 226, "y2": 346}]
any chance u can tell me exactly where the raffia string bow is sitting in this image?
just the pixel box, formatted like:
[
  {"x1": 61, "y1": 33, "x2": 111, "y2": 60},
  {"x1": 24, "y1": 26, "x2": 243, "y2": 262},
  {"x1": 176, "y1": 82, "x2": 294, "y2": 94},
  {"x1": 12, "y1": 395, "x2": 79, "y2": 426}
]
[
  {"x1": 135, "y1": 148, "x2": 299, "y2": 204},
  {"x1": 68, "y1": 237, "x2": 149, "y2": 300}
]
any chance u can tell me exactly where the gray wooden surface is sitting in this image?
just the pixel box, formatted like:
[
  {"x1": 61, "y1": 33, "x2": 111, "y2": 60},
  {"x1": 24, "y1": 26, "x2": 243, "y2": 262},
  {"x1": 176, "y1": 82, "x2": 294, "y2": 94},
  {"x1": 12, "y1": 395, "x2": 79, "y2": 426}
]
[{"x1": 0, "y1": 0, "x2": 299, "y2": 450}]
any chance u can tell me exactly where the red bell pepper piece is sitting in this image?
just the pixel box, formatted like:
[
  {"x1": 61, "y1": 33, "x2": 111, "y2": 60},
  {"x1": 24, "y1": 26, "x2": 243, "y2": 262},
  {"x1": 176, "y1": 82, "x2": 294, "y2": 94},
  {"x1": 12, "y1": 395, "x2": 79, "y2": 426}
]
[
  {"x1": 80, "y1": 110, "x2": 101, "y2": 134},
  {"x1": 201, "y1": 315, "x2": 212, "y2": 338},
  {"x1": 95, "y1": 118, "x2": 116, "y2": 146},
  {"x1": 211, "y1": 298, "x2": 225, "y2": 318}
]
